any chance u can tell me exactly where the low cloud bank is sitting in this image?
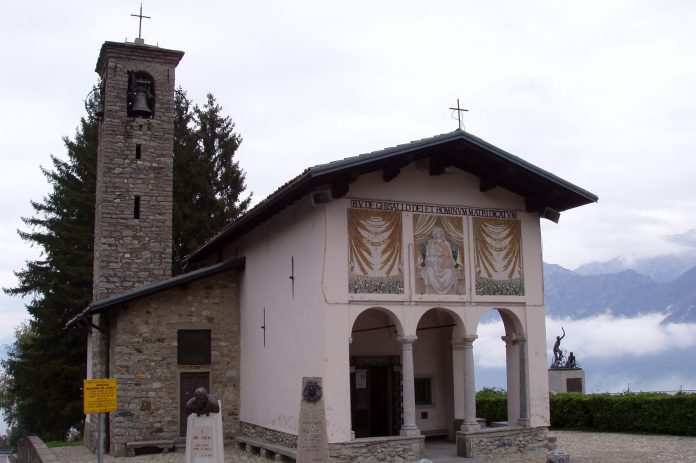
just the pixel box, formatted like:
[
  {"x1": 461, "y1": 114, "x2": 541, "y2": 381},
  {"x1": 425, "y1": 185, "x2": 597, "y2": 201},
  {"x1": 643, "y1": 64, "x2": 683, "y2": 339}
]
[{"x1": 475, "y1": 312, "x2": 696, "y2": 392}]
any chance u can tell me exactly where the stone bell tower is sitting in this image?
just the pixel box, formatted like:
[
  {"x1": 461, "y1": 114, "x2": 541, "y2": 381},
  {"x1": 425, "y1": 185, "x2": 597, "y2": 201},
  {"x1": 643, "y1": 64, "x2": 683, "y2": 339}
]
[
  {"x1": 92, "y1": 41, "x2": 184, "y2": 301},
  {"x1": 85, "y1": 40, "x2": 184, "y2": 452}
]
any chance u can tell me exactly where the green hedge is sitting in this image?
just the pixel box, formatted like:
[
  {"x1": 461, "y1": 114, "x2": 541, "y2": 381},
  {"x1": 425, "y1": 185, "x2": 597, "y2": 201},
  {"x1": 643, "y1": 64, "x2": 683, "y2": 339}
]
[
  {"x1": 550, "y1": 392, "x2": 696, "y2": 436},
  {"x1": 476, "y1": 391, "x2": 696, "y2": 435}
]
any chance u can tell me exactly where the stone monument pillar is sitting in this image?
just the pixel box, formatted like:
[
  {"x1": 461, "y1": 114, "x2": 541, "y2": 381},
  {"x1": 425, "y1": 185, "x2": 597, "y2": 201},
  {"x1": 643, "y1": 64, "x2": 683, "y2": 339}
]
[{"x1": 297, "y1": 377, "x2": 330, "y2": 462}]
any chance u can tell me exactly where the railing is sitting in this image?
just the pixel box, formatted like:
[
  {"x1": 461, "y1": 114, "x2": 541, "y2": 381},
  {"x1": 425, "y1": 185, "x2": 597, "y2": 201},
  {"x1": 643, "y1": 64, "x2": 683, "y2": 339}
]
[{"x1": 603, "y1": 389, "x2": 696, "y2": 395}]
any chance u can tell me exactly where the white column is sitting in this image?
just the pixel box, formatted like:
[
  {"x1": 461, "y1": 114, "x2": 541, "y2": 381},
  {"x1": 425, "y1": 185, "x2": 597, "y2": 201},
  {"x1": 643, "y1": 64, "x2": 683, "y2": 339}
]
[
  {"x1": 451, "y1": 339, "x2": 466, "y2": 421},
  {"x1": 517, "y1": 336, "x2": 530, "y2": 426},
  {"x1": 398, "y1": 335, "x2": 420, "y2": 436},
  {"x1": 461, "y1": 334, "x2": 480, "y2": 431},
  {"x1": 501, "y1": 334, "x2": 520, "y2": 425}
]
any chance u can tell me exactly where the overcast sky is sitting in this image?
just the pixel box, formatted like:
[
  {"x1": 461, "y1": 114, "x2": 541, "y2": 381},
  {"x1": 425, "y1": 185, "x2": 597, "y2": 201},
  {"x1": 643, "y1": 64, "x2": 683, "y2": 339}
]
[{"x1": 1, "y1": 0, "x2": 696, "y2": 339}]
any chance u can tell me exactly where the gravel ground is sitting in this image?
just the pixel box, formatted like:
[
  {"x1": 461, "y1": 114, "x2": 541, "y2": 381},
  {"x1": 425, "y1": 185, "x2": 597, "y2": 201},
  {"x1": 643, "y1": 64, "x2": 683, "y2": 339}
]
[{"x1": 51, "y1": 431, "x2": 696, "y2": 463}]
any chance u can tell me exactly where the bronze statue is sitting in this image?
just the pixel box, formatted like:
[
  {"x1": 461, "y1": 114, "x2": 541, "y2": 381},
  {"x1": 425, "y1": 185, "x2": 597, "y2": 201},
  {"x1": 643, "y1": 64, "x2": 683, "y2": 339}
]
[
  {"x1": 553, "y1": 327, "x2": 566, "y2": 364},
  {"x1": 185, "y1": 387, "x2": 220, "y2": 416}
]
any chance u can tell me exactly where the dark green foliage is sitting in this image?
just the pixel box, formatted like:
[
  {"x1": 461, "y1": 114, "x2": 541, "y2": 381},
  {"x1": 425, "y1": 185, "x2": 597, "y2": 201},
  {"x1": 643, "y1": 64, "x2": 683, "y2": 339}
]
[
  {"x1": 2, "y1": 87, "x2": 249, "y2": 441},
  {"x1": 172, "y1": 90, "x2": 250, "y2": 272},
  {"x1": 1, "y1": 103, "x2": 97, "y2": 441},
  {"x1": 476, "y1": 387, "x2": 508, "y2": 426},
  {"x1": 550, "y1": 392, "x2": 696, "y2": 436}
]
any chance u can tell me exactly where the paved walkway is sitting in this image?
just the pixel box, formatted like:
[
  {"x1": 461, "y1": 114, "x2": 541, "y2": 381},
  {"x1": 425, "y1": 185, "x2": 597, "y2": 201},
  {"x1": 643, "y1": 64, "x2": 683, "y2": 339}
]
[{"x1": 50, "y1": 431, "x2": 696, "y2": 462}]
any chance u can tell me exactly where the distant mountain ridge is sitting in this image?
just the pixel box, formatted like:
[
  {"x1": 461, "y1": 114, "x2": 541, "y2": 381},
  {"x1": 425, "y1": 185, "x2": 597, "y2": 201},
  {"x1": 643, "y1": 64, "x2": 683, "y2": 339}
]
[
  {"x1": 544, "y1": 259, "x2": 696, "y2": 324},
  {"x1": 574, "y1": 251, "x2": 696, "y2": 283}
]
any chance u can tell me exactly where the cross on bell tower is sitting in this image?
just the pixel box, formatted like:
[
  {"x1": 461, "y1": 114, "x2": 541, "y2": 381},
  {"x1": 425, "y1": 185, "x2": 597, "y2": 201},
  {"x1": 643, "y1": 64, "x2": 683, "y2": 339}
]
[{"x1": 130, "y1": 3, "x2": 151, "y2": 45}]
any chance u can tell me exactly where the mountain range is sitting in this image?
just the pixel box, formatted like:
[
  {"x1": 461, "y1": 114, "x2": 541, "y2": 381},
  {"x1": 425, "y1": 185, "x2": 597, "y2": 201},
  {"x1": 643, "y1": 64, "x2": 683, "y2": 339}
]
[{"x1": 544, "y1": 252, "x2": 696, "y2": 324}]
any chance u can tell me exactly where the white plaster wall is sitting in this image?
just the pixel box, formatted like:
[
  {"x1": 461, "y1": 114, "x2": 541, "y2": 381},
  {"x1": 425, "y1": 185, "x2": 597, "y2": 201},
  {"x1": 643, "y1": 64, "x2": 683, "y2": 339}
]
[{"x1": 231, "y1": 199, "x2": 330, "y2": 438}]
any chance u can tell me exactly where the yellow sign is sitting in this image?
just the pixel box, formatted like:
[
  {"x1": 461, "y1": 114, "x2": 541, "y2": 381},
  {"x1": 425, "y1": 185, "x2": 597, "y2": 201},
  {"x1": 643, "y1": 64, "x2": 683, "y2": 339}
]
[{"x1": 83, "y1": 379, "x2": 117, "y2": 414}]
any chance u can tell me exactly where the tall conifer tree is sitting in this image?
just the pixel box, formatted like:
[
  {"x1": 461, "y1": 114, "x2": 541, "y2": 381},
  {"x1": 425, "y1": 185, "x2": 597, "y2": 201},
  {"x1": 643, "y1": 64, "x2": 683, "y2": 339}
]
[{"x1": 1, "y1": 88, "x2": 249, "y2": 440}]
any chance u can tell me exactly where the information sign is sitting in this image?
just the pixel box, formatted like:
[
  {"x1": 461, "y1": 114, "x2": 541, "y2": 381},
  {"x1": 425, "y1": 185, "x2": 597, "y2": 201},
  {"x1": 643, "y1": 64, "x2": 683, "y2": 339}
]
[{"x1": 83, "y1": 379, "x2": 117, "y2": 414}]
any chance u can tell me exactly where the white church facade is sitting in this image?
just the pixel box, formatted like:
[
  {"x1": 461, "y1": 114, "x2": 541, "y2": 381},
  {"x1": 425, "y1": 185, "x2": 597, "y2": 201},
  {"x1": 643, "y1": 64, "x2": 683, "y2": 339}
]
[{"x1": 70, "y1": 39, "x2": 597, "y2": 460}]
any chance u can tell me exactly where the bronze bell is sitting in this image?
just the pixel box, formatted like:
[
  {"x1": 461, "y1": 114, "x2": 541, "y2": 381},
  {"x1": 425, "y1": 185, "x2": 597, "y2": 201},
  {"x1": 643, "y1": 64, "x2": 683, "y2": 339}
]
[{"x1": 131, "y1": 91, "x2": 152, "y2": 117}]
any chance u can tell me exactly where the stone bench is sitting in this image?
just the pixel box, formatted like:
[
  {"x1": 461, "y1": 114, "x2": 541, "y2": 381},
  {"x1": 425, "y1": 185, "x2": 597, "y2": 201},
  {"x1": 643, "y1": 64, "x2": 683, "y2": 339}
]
[
  {"x1": 126, "y1": 439, "x2": 175, "y2": 457},
  {"x1": 421, "y1": 429, "x2": 449, "y2": 437},
  {"x1": 235, "y1": 435, "x2": 297, "y2": 462}
]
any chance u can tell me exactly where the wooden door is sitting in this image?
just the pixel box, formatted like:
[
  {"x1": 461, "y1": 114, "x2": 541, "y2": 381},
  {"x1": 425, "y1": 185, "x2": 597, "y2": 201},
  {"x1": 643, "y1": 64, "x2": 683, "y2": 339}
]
[{"x1": 179, "y1": 372, "x2": 210, "y2": 436}]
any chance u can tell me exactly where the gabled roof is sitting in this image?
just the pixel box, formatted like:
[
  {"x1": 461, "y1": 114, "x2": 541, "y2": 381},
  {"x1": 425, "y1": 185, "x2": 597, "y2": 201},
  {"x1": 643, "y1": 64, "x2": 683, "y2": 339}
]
[
  {"x1": 65, "y1": 258, "x2": 245, "y2": 328},
  {"x1": 187, "y1": 129, "x2": 598, "y2": 261}
]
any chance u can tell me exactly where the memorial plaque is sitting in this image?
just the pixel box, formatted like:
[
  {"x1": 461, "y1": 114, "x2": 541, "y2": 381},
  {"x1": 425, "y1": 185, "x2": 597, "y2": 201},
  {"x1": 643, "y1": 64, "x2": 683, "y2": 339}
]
[
  {"x1": 185, "y1": 400, "x2": 223, "y2": 463},
  {"x1": 297, "y1": 377, "x2": 330, "y2": 463}
]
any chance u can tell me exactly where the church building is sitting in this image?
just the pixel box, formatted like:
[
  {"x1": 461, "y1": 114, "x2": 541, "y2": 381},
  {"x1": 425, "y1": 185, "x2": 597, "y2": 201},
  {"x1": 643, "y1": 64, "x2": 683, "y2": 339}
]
[{"x1": 69, "y1": 38, "x2": 597, "y2": 460}]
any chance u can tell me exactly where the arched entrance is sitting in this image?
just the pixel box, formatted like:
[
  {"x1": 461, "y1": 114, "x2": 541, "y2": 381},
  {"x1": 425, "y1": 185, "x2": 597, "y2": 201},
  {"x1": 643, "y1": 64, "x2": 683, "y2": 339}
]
[
  {"x1": 413, "y1": 308, "x2": 459, "y2": 438},
  {"x1": 475, "y1": 308, "x2": 528, "y2": 426},
  {"x1": 349, "y1": 308, "x2": 403, "y2": 438}
]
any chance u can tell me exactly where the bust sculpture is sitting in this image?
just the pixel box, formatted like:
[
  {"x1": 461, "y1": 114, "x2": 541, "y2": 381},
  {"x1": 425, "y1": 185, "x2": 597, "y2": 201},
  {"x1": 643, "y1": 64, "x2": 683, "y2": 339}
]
[{"x1": 185, "y1": 387, "x2": 220, "y2": 416}]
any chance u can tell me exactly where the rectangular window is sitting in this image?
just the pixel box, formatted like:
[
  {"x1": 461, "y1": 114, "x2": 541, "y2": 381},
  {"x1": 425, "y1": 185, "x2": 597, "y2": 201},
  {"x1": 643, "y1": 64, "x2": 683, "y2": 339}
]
[
  {"x1": 177, "y1": 330, "x2": 211, "y2": 365},
  {"x1": 135, "y1": 144, "x2": 142, "y2": 159},
  {"x1": 414, "y1": 377, "x2": 433, "y2": 405},
  {"x1": 134, "y1": 196, "x2": 141, "y2": 219}
]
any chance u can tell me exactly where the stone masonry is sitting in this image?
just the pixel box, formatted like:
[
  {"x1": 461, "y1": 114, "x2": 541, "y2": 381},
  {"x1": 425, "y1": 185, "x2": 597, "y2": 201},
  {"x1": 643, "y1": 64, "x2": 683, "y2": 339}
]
[
  {"x1": 106, "y1": 270, "x2": 240, "y2": 457},
  {"x1": 456, "y1": 426, "x2": 549, "y2": 459},
  {"x1": 239, "y1": 422, "x2": 425, "y2": 462},
  {"x1": 93, "y1": 41, "x2": 184, "y2": 302}
]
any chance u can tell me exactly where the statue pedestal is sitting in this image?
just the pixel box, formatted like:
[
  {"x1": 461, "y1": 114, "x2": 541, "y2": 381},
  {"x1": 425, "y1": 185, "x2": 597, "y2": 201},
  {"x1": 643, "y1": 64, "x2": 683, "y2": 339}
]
[
  {"x1": 185, "y1": 401, "x2": 224, "y2": 463},
  {"x1": 548, "y1": 368, "x2": 585, "y2": 393}
]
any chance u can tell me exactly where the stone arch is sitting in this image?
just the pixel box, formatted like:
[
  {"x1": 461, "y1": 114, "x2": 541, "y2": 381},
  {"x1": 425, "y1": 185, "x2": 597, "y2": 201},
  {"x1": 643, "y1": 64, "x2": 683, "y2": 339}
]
[
  {"x1": 350, "y1": 306, "x2": 404, "y2": 338},
  {"x1": 415, "y1": 306, "x2": 466, "y2": 338}
]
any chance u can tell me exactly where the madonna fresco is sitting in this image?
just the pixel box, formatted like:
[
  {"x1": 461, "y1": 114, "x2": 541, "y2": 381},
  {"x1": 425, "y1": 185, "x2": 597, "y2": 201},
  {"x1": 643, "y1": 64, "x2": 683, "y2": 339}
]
[
  {"x1": 473, "y1": 218, "x2": 524, "y2": 296},
  {"x1": 348, "y1": 208, "x2": 403, "y2": 294},
  {"x1": 413, "y1": 214, "x2": 465, "y2": 295}
]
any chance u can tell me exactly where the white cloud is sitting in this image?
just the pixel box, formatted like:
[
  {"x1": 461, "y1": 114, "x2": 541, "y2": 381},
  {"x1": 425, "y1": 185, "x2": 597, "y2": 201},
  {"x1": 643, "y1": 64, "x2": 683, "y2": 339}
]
[{"x1": 546, "y1": 314, "x2": 696, "y2": 360}]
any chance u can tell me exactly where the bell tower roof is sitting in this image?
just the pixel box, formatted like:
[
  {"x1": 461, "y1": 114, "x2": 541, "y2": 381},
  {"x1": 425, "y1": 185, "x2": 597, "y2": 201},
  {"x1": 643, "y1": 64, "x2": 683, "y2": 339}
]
[{"x1": 95, "y1": 41, "x2": 184, "y2": 76}]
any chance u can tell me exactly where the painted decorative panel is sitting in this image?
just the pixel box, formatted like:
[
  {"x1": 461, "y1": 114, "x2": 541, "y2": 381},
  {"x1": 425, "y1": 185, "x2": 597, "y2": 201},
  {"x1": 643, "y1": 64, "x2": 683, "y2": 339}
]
[
  {"x1": 473, "y1": 218, "x2": 524, "y2": 296},
  {"x1": 413, "y1": 214, "x2": 465, "y2": 295},
  {"x1": 348, "y1": 208, "x2": 404, "y2": 294}
]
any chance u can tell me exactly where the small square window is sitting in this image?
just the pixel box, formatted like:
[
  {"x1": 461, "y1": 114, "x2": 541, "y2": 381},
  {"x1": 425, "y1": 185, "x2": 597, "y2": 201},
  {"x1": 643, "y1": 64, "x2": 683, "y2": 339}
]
[
  {"x1": 177, "y1": 330, "x2": 211, "y2": 365},
  {"x1": 414, "y1": 377, "x2": 433, "y2": 405}
]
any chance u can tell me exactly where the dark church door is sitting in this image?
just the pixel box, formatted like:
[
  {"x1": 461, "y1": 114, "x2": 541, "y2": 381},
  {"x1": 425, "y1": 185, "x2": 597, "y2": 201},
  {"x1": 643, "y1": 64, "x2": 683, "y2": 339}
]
[
  {"x1": 179, "y1": 372, "x2": 210, "y2": 436},
  {"x1": 350, "y1": 357, "x2": 402, "y2": 437}
]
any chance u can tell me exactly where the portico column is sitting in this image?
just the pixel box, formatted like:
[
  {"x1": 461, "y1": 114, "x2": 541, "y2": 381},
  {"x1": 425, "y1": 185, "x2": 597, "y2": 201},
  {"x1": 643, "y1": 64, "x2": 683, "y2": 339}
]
[
  {"x1": 451, "y1": 339, "x2": 466, "y2": 421},
  {"x1": 398, "y1": 335, "x2": 420, "y2": 436},
  {"x1": 461, "y1": 334, "x2": 480, "y2": 431},
  {"x1": 517, "y1": 336, "x2": 530, "y2": 426},
  {"x1": 501, "y1": 334, "x2": 520, "y2": 425}
]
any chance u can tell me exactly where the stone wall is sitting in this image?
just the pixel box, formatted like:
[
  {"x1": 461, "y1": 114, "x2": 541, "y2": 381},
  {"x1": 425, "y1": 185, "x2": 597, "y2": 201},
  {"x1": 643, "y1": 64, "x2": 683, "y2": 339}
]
[
  {"x1": 328, "y1": 436, "x2": 425, "y2": 463},
  {"x1": 240, "y1": 422, "x2": 298, "y2": 448},
  {"x1": 240, "y1": 422, "x2": 425, "y2": 462},
  {"x1": 16, "y1": 436, "x2": 58, "y2": 463},
  {"x1": 105, "y1": 270, "x2": 240, "y2": 456},
  {"x1": 456, "y1": 426, "x2": 549, "y2": 459}
]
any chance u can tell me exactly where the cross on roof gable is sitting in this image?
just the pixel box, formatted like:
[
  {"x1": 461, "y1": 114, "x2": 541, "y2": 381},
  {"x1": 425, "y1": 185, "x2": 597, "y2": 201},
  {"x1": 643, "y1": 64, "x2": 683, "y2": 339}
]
[{"x1": 187, "y1": 129, "x2": 598, "y2": 262}]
